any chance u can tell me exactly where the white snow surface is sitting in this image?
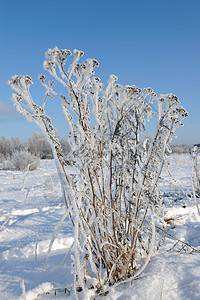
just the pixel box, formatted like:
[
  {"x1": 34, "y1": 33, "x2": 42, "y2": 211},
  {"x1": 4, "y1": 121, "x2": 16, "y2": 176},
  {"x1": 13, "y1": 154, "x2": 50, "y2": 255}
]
[{"x1": 0, "y1": 154, "x2": 200, "y2": 299}]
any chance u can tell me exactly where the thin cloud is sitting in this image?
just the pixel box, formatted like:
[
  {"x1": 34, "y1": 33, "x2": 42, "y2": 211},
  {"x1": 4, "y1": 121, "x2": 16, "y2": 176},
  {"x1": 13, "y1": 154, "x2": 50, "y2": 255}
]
[{"x1": 0, "y1": 101, "x2": 23, "y2": 122}]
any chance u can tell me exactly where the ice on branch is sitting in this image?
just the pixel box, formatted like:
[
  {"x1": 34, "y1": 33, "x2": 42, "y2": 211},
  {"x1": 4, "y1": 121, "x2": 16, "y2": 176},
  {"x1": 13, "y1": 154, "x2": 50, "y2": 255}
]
[{"x1": 8, "y1": 46, "x2": 188, "y2": 299}]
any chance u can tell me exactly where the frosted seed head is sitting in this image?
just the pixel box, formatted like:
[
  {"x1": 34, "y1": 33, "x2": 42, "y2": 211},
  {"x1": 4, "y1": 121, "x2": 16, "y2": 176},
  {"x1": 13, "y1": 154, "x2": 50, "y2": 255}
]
[
  {"x1": 73, "y1": 49, "x2": 84, "y2": 57},
  {"x1": 43, "y1": 61, "x2": 56, "y2": 72},
  {"x1": 38, "y1": 74, "x2": 46, "y2": 82},
  {"x1": 12, "y1": 93, "x2": 22, "y2": 103},
  {"x1": 108, "y1": 74, "x2": 118, "y2": 84},
  {"x1": 61, "y1": 49, "x2": 72, "y2": 58},
  {"x1": 92, "y1": 59, "x2": 99, "y2": 67}
]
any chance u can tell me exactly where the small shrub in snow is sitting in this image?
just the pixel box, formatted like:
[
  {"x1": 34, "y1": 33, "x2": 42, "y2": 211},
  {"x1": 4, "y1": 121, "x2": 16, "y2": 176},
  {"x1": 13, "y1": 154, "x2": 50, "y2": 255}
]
[
  {"x1": 5, "y1": 149, "x2": 40, "y2": 171},
  {"x1": 9, "y1": 47, "x2": 187, "y2": 298}
]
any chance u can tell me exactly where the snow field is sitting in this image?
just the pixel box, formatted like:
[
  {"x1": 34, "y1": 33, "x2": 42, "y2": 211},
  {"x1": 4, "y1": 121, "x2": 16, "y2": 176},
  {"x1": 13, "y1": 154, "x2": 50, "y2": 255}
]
[
  {"x1": 0, "y1": 160, "x2": 74, "y2": 299},
  {"x1": 0, "y1": 154, "x2": 200, "y2": 299}
]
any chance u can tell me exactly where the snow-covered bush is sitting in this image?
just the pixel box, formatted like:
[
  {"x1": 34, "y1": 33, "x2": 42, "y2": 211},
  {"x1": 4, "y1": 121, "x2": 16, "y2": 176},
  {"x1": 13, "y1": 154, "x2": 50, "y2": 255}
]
[
  {"x1": 5, "y1": 149, "x2": 40, "y2": 171},
  {"x1": 26, "y1": 132, "x2": 70, "y2": 159},
  {"x1": 26, "y1": 132, "x2": 53, "y2": 159},
  {"x1": 60, "y1": 137, "x2": 71, "y2": 156},
  {"x1": 0, "y1": 136, "x2": 20, "y2": 158},
  {"x1": 8, "y1": 46, "x2": 187, "y2": 298}
]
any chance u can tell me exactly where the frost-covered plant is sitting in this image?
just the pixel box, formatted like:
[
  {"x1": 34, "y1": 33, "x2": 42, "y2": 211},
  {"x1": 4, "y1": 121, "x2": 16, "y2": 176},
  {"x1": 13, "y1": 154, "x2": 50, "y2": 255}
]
[
  {"x1": 5, "y1": 149, "x2": 40, "y2": 171},
  {"x1": 192, "y1": 146, "x2": 200, "y2": 214},
  {"x1": 8, "y1": 46, "x2": 187, "y2": 298}
]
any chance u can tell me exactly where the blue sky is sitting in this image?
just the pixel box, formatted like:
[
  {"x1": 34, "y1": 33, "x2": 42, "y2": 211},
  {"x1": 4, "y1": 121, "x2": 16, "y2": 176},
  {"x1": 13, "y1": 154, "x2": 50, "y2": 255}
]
[{"x1": 0, "y1": 0, "x2": 199, "y2": 144}]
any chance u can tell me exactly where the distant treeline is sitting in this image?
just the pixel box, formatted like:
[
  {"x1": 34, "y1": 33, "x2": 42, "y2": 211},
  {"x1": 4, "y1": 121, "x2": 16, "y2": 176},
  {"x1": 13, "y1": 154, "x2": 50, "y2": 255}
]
[
  {"x1": 0, "y1": 132, "x2": 70, "y2": 161},
  {"x1": 0, "y1": 133, "x2": 196, "y2": 163},
  {"x1": 170, "y1": 144, "x2": 195, "y2": 154}
]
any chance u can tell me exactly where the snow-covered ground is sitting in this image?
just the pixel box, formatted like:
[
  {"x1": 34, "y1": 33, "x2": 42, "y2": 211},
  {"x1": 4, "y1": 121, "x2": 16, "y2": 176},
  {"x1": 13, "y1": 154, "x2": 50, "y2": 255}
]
[{"x1": 0, "y1": 154, "x2": 200, "y2": 299}]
